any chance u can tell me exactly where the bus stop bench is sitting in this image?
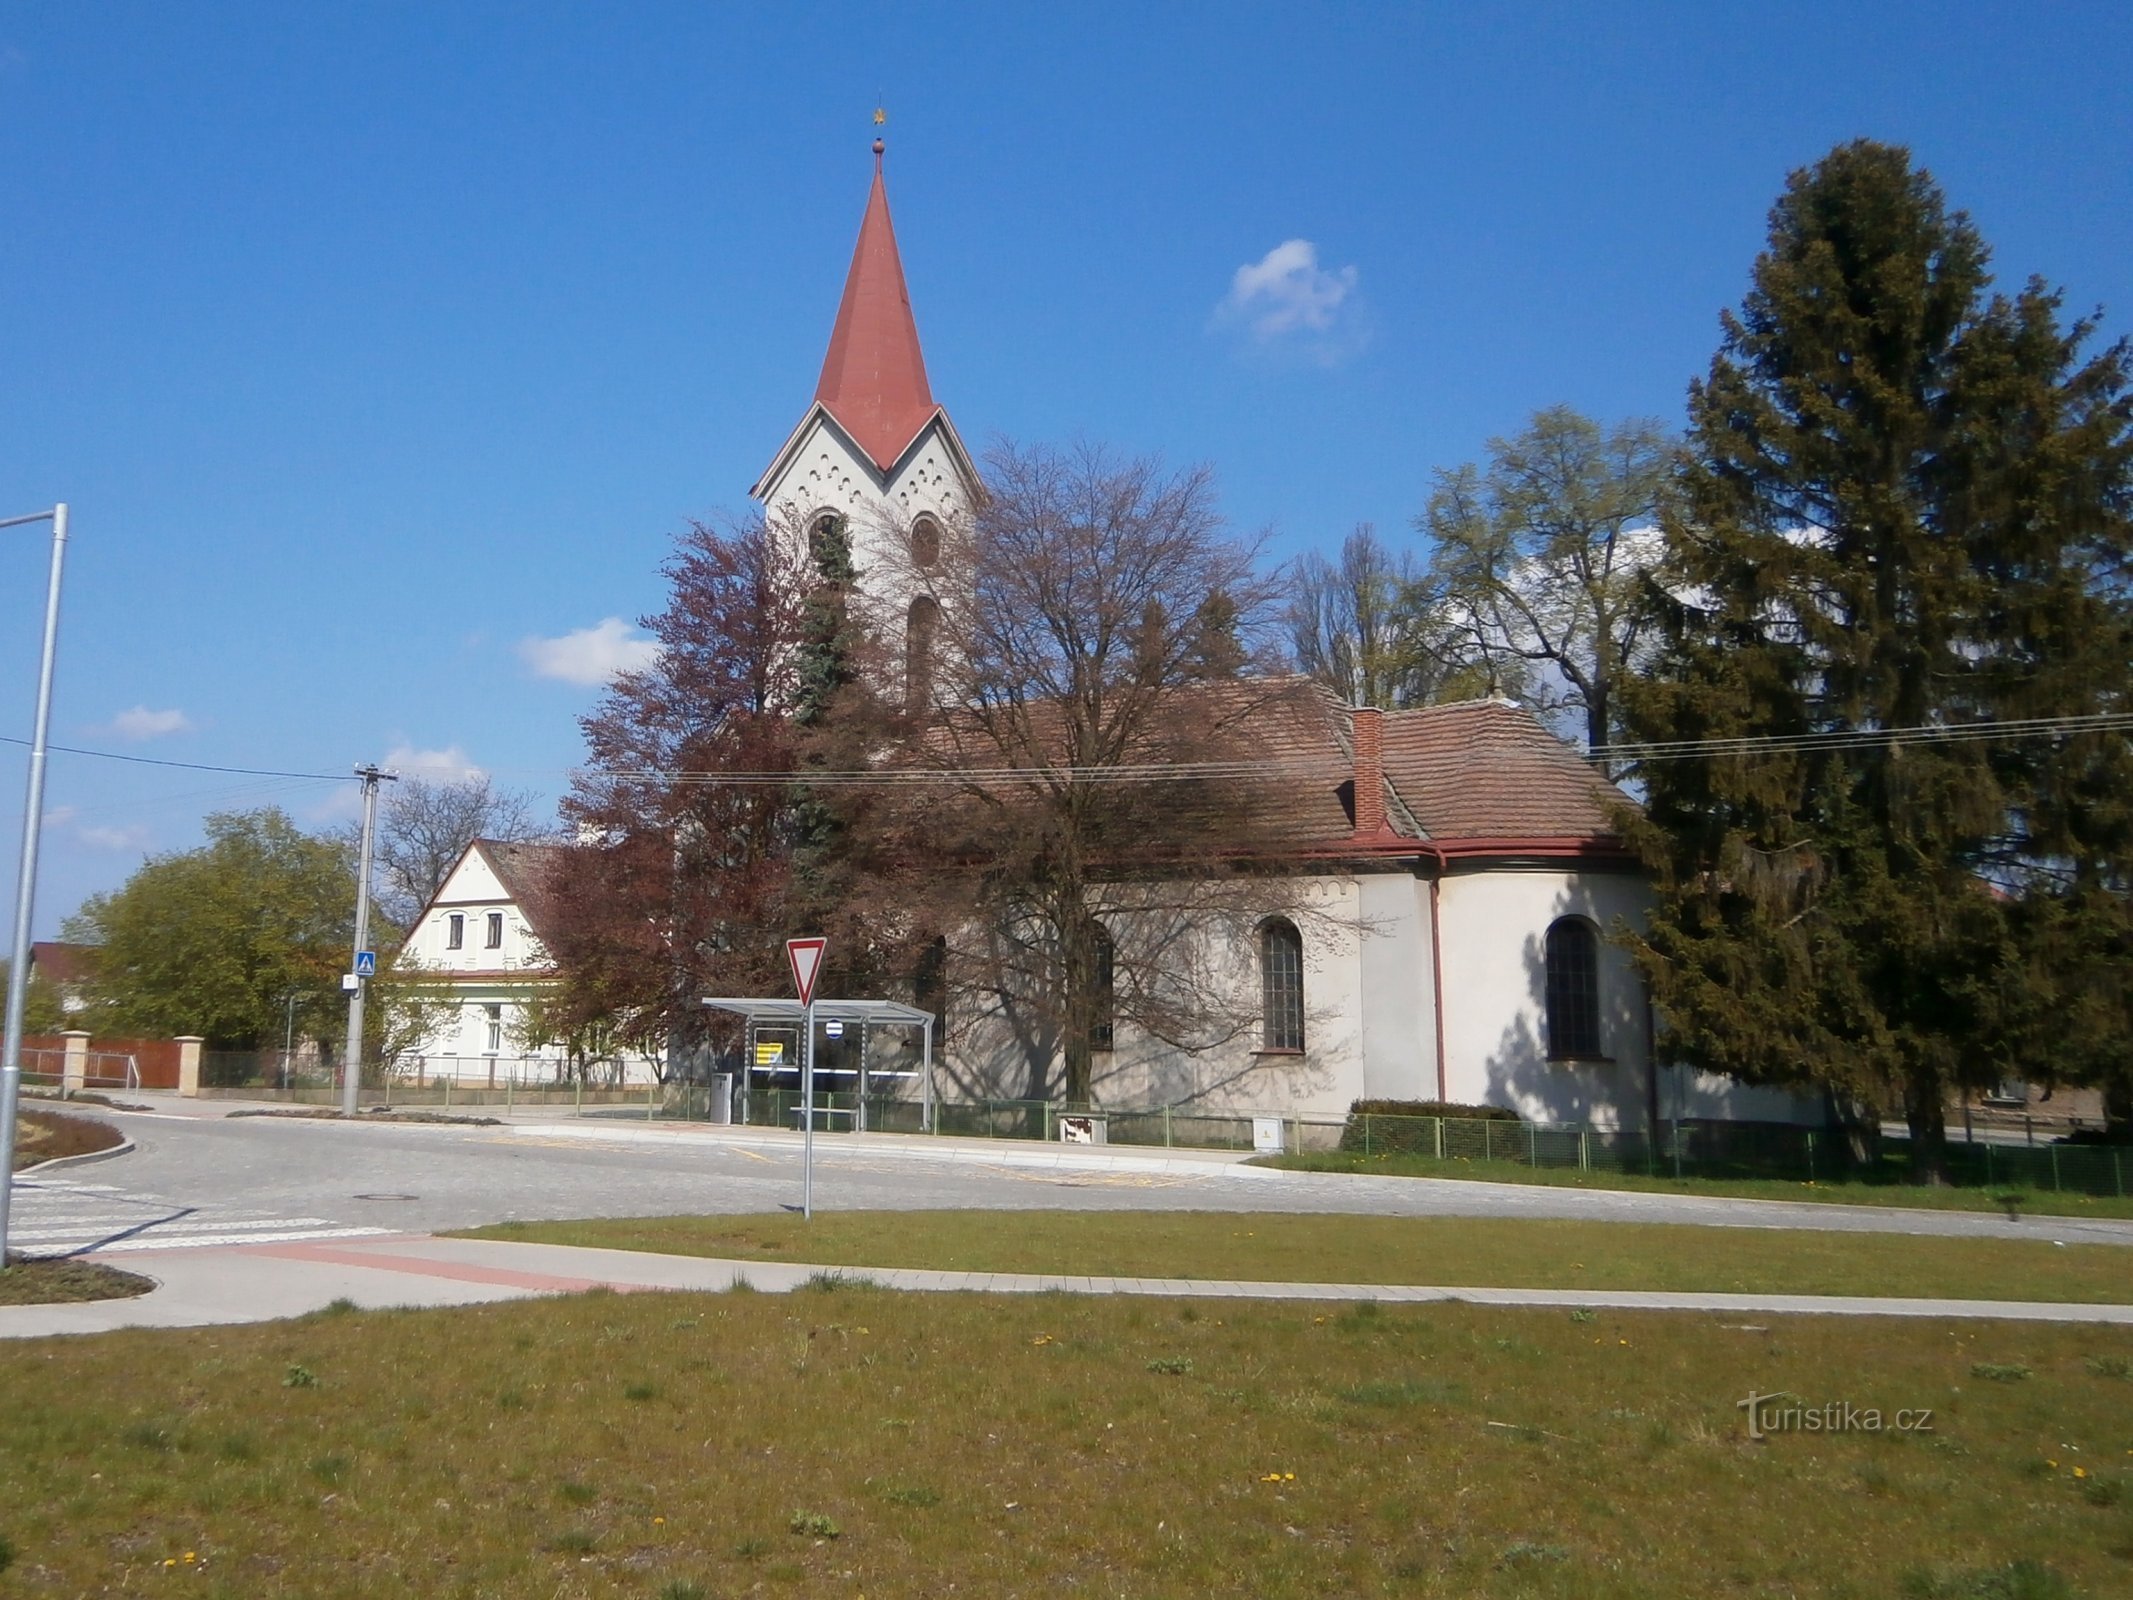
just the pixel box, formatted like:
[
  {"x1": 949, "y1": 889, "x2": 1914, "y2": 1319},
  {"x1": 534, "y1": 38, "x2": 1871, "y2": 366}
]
[{"x1": 791, "y1": 1106, "x2": 860, "y2": 1130}]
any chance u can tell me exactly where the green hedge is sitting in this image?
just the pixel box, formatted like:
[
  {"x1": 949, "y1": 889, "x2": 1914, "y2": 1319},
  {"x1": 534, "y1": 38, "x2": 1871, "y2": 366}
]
[{"x1": 1339, "y1": 1099, "x2": 1519, "y2": 1154}]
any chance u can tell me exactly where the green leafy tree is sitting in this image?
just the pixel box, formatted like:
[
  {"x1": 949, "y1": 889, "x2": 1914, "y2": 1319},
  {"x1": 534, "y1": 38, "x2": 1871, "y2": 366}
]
[
  {"x1": 1620, "y1": 141, "x2": 2133, "y2": 1177},
  {"x1": 0, "y1": 960, "x2": 67, "y2": 1035},
  {"x1": 66, "y1": 808, "x2": 360, "y2": 1050},
  {"x1": 1420, "y1": 406, "x2": 1676, "y2": 772}
]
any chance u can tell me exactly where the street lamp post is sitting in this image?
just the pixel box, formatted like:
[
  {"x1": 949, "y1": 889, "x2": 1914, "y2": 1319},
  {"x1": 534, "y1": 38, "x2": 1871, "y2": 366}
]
[{"x1": 0, "y1": 503, "x2": 71, "y2": 1266}]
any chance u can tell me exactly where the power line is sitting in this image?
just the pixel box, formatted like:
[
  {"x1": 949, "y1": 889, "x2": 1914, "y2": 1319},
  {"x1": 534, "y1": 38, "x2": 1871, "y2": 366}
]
[
  {"x1": 0, "y1": 734, "x2": 346, "y2": 782},
  {"x1": 1605, "y1": 710, "x2": 2133, "y2": 765},
  {"x1": 11, "y1": 705, "x2": 2127, "y2": 794}
]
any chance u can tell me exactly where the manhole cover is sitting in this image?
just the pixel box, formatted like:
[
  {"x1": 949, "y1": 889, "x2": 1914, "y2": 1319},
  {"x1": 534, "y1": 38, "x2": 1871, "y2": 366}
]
[{"x1": 352, "y1": 1193, "x2": 419, "y2": 1201}]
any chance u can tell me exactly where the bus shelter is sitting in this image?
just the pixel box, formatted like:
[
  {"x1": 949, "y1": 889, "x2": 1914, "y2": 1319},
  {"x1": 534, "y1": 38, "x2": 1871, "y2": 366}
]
[{"x1": 700, "y1": 997, "x2": 936, "y2": 1133}]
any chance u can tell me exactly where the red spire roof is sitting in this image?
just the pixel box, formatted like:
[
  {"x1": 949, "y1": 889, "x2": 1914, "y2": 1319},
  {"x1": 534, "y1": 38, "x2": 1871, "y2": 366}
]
[{"x1": 814, "y1": 147, "x2": 939, "y2": 472}]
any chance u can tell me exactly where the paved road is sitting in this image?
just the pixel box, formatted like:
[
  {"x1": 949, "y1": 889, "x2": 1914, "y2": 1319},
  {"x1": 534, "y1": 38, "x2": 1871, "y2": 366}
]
[{"x1": 12, "y1": 1098, "x2": 2133, "y2": 1250}]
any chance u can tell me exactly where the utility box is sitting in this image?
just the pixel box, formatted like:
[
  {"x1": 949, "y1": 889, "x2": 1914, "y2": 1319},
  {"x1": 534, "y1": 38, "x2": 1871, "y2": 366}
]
[
  {"x1": 1252, "y1": 1116, "x2": 1285, "y2": 1155},
  {"x1": 1059, "y1": 1114, "x2": 1108, "y2": 1145},
  {"x1": 705, "y1": 1072, "x2": 734, "y2": 1126}
]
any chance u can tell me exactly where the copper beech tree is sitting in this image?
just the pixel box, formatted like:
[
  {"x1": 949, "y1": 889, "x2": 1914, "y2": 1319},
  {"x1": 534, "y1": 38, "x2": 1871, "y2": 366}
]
[{"x1": 531, "y1": 513, "x2": 870, "y2": 1068}]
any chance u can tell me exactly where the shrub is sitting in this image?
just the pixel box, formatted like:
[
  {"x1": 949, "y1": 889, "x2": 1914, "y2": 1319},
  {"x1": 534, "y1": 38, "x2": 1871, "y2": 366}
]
[{"x1": 1339, "y1": 1099, "x2": 1518, "y2": 1154}]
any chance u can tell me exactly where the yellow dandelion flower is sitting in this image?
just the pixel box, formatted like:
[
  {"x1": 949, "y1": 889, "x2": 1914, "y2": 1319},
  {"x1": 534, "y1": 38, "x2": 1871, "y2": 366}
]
[{"x1": 2075, "y1": 1467, "x2": 2089, "y2": 1479}]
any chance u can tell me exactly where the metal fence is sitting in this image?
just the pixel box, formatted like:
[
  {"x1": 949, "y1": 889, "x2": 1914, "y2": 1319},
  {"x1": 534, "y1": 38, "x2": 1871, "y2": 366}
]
[
  {"x1": 1335, "y1": 1111, "x2": 2133, "y2": 1198},
  {"x1": 165, "y1": 1057, "x2": 2133, "y2": 1198},
  {"x1": 16, "y1": 1048, "x2": 141, "y2": 1094}
]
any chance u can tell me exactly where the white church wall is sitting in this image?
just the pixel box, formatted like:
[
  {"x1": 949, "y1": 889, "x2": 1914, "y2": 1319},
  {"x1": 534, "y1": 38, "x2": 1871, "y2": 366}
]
[
  {"x1": 930, "y1": 876, "x2": 1379, "y2": 1120},
  {"x1": 1436, "y1": 864, "x2": 1657, "y2": 1128},
  {"x1": 1355, "y1": 871, "x2": 1437, "y2": 1104}
]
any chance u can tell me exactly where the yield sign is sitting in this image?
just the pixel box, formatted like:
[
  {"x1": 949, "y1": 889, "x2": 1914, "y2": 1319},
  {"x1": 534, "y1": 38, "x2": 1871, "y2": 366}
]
[{"x1": 786, "y1": 937, "x2": 828, "y2": 1007}]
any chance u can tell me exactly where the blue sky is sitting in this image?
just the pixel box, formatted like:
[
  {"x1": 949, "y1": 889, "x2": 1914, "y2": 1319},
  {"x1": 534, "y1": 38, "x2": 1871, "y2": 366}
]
[{"x1": 3, "y1": 2, "x2": 2129, "y2": 935}]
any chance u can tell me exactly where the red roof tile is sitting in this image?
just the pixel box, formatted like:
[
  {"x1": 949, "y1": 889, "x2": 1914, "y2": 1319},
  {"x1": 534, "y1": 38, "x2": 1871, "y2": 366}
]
[{"x1": 1378, "y1": 699, "x2": 1630, "y2": 845}]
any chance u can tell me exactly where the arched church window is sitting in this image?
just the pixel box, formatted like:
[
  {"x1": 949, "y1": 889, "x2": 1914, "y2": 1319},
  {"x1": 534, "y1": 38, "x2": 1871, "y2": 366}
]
[
  {"x1": 1259, "y1": 918, "x2": 1304, "y2": 1052},
  {"x1": 808, "y1": 513, "x2": 844, "y2": 564},
  {"x1": 1089, "y1": 920, "x2": 1115, "y2": 1053},
  {"x1": 911, "y1": 514, "x2": 941, "y2": 569},
  {"x1": 915, "y1": 935, "x2": 948, "y2": 1033},
  {"x1": 905, "y1": 595, "x2": 940, "y2": 712},
  {"x1": 1544, "y1": 917, "x2": 1602, "y2": 1059}
]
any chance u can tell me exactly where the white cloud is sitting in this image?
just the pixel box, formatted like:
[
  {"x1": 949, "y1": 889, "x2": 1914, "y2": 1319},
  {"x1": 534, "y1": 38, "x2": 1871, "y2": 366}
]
[
  {"x1": 1212, "y1": 239, "x2": 1368, "y2": 363},
  {"x1": 381, "y1": 743, "x2": 485, "y2": 783},
  {"x1": 78, "y1": 823, "x2": 151, "y2": 852},
  {"x1": 518, "y1": 618, "x2": 661, "y2": 686},
  {"x1": 103, "y1": 705, "x2": 195, "y2": 741}
]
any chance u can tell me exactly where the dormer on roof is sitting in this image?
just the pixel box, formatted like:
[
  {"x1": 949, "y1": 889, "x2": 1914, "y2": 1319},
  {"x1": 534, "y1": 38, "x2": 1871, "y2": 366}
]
[{"x1": 753, "y1": 139, "x2": 977, "y2": 584}]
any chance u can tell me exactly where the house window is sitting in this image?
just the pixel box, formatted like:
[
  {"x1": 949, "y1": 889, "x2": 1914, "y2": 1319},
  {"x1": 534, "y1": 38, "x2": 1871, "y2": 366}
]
[
  {"x1": 486, "y1": 911, "x2": 504, "y2": 950},
  {"x1": 446, "y1": 913, "x2": 464, "y2": 950},
  {"x1": 1545, "y1": 917, "x2": 1603, "y2": 1059},
  {"x1": 905, "y1": 595, "x2": 940, "y2": 712},
  {"x1": 1259, "y1": 918, "x2": 1304, "y2": 1052},
  {"x1": 1089, "y1": 921, "x2": 1115, "y2": 1053},
  {"x1": 484, "y1": 1004, "x2": 503, "y2": 1055}
]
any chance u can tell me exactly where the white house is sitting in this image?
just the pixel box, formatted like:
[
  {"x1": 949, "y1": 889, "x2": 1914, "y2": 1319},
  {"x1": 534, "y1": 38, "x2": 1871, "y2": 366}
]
[
  {"x1": 736, "y1": 142, "x2": 1818, "y2": 1133},
  {"x1": 395, "y1": 839, "x2": 660, "y2": 1086}
]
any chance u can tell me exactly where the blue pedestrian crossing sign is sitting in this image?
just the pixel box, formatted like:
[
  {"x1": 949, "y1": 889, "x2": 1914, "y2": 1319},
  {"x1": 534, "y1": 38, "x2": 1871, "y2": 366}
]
[{"x1": 354, "y1": 950, "x2": 377, "y2": 978}]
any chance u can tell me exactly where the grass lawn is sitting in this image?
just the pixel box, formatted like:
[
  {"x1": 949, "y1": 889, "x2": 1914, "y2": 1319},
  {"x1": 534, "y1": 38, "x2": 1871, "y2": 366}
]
[
  {"x1": 11, "y1": 1108, "x2": 123, "y2": 1172},
  {"x1": 0, "y1": 1256, "x2": 153, "y2": 1306},
  {"x1": 456, "y1": 1211, "x2": 2133, "y2": 1305},
  {"x1": 1256, "y1": 1148, "x2": 2133, "y2": 1220},
  {"x1": 0, "y1": 1289, "x2": 2128, "y2": 1596}
]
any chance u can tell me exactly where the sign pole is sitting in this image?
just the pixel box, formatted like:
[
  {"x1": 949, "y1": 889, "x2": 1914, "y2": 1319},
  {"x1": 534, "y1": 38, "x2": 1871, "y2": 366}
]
[
  {"x1": 801, "y1": 997, "x2": 815, "y2": 1220},
  {"x1": 784, "y1": 937, "x2": 827, "y2": 1222}
]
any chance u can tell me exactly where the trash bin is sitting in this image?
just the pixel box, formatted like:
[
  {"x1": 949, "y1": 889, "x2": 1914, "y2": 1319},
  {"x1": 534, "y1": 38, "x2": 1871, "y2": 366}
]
[{"x1": 706, "y1": 1071, "x2": 734, "y2": 1126}]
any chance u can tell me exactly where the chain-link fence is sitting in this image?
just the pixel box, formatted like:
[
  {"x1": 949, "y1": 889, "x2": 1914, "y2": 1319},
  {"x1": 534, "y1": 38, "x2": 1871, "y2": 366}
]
[{"x1": 1334, "y1": 1110, "x2": 2132, "y2": 1197}]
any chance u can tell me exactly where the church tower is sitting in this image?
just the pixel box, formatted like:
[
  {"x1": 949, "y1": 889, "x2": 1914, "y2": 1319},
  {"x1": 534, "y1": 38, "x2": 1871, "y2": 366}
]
[{"x1": 752, "y1": 138, "x2": 978, "y2": 603}]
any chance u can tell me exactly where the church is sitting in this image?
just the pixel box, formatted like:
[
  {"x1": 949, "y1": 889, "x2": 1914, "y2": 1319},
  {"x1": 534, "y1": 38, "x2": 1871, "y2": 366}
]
[{"x1": 740, "y1": 140, "x2": 1816, "y2": 1134}]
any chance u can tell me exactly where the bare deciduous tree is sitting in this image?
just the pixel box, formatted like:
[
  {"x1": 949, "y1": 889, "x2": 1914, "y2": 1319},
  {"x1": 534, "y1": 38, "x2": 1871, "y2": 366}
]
[
  {"x1": 1287, "y1": 523, "x2": 1498, "y2": 709},
  {"x1": 364, "y1": 776, "x2": 542, "y2": 928},
  {"x1": 870, "y1": 441, "x2": 1327, "y2": 1105}
]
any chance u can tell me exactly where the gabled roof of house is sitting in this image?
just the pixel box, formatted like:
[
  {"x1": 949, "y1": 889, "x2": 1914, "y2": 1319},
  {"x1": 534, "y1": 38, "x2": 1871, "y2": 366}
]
[
  {"x1": 470, "y1": 839, "x2": 565, "y2": 938},
  {"x1": 28, "y1": 940, "x2": 94, "y2": 987}
]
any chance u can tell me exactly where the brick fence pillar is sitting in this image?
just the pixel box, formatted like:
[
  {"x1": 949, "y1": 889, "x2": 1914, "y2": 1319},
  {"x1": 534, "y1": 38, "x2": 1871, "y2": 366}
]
[
  {"x1": 175, "y1": 1036, "x2": 204, "y2": 1098},
  {"x1": 61, "y1": 1029, "x2": 90, "y2": 1094}
]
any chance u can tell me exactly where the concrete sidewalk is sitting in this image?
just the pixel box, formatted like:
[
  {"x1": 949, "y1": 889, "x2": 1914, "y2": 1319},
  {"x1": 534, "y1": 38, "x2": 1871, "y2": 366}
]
[
  {"x1": 507, "y1": 1117, "x2": 1276, "y2": 1179},
  {"x1": 4, "y1": 1231, "x2": 2129, "y2": 1338}
]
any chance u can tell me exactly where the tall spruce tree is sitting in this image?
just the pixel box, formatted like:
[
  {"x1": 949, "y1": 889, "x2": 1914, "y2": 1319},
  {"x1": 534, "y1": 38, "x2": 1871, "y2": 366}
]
[{"x1": 1622, "y1": 140, "x2": 2133, "y2": 1178}]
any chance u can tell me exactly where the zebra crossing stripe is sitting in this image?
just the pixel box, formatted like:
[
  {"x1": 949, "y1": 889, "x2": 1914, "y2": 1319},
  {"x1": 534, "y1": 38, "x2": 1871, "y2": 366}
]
[{"x1": 6, "y1": 1178, "x2": 394, "y2": 1256}]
